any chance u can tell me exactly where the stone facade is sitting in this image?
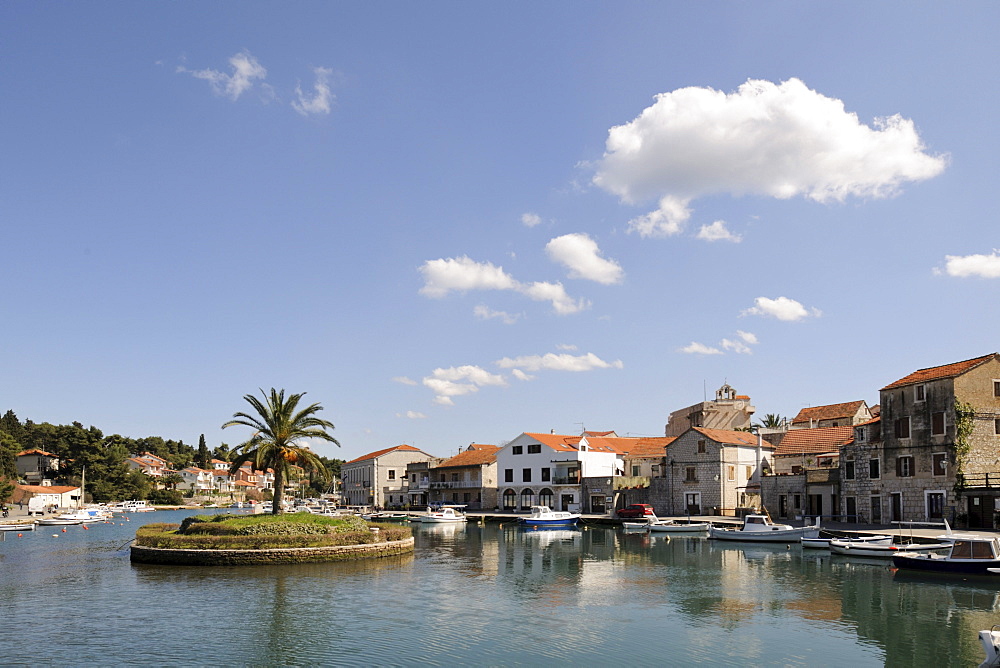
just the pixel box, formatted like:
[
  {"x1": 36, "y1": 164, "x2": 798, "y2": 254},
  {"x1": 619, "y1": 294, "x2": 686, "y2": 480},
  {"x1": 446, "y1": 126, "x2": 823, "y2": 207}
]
[
  {"x1": 664, "y1": 384, "x2": 755, "y2": 436},
  {"x1": 130, "y1": 537, "x2": 415, "y2": 565}
]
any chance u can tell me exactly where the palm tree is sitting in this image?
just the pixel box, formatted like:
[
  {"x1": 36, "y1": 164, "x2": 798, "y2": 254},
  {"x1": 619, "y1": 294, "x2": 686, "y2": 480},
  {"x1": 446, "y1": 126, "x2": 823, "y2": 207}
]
[
  {"x1": 222, "y1": 388, "x2": 340, "y2": 515},
  {"x1": 754, "y1": 413, "x2": 786, "y2": 430}
]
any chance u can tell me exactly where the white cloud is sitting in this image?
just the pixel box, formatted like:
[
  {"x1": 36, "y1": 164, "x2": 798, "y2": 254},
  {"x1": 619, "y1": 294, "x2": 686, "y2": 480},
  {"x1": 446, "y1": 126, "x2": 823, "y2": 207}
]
[
  {"x1": 938, "y1": 250, "x2": 1000, "y2": 278},
  {"x1": 594, "y1": 78, "x2": 947, "y2": 237},
  {"x1": 422, "y1": 365, "x2": 507, "y2": 406},
  {"x1": 396, "y1": 410, "x2": 427, "y2": 419},
  {"x1": 179, "y1": 51, "x2": 267, "y2": 101},
  {"x1": 511, "y1": 369, "x2": 534, "y2": 381},
  {"x1": 292, "y1": 66, "x2": 334, "y2": 116},
  {"x1": 697, "y1": 220, "x2": 742, "y2": 243},
  {"x1": 742, "y1": 296, "x2": 821, "y2": 321},
  {"x1": 392, "y1": 376, "x2": 417, "y2": 386},
  {"x1": 473, "y1": 304, "x2": 520, "y2": 324},
  {"x1": 556, "y1": 343, "x2": 578, "y2": 351},
  {"x1": 736, "y1": 330, "x2": 758, "y2": 345},
  {"x1": 545, "y1": 233, "x2": 625, "y2": 285},
  {"x1": 521, "y1": 212, "x2": 543, "y2": 227},
  {"x1": 495, "y1": 352, "x2": 624, "y2": 372},
  {"x1": 420, "y1": 256, "x2": 589, "y2": 315},
  {"x1": 679, "y1": 342, "x2": 724, "y2": 355},
  {"x1": 721, "y1": 338, "x2": 752, "y2": 355}
]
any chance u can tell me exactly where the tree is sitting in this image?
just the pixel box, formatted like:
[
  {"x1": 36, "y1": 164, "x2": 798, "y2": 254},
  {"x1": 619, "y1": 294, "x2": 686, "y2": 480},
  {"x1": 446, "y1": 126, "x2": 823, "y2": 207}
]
[
  {"x1": 222, "y1": 388, "x2": 340, "y2": 515},
  {"x1": 161, "y1": 472, "x2": 184, "y2": 491},
  {"x1": 754, "y1": 413, "x2": 786, "y2": 430},
  {"x1": 198, "y1": 434, "x2": 209, "y2": 469}
]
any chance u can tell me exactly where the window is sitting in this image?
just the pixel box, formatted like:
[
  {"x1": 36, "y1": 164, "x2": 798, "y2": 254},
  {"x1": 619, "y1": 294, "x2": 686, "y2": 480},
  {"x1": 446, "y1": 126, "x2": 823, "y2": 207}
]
[
  {"x1": 632, "y1": 465, "x2": 641, "y2": 477},
  {"x1": 538, "y1": 488, "x2": 553, "y2": 507},
  {"x1": 897, "y1": 456, "x2": 914, "y2": 477},
  {"x1": 727, "y1": 465, "x2": 736, "y2": 482},
  {"x1": 869, "y1": 458, "x2": 881, "y2": 480},
  {"x1": 520, "y1": 489, "x2": 533, "y2": 509},
  {"x1": 931, "y1": 412, "x2": 945, "y2": 435},
  {"x1": 746, "y1": 465, "x2": 753, "y2": 480},
  {"x1": 451, "y1": 473, "x2": 459, "y2": 482},
  {"x1": 411, "y1": 474, "x2": 416, "y2": 483},
  {"x1": 933, "y1": 453, "x2": 947, "y2": 476},
  {"x1": 915, "y1": 384, "x2": 926, "y2": 402},
  {"x1": 995, "y1": 418, "x2": 1000, "y2": 435},
  {"x1": 856, "y1": 426, "x2": 867, "y2": 443},
  {"x1": 512, "y1": 445, "x2": 523, "y2": 455},
  {"x1": 541, "y1": 467, "x2": 550, "y2": 482},
  {"x1": 685, "y1": 467, "x2": 697, "y2": 482},
  {"x1": 845, "y1": 459, "x2": 855, "y2": 480},
  {"x1": 504, "y1": 468, "x2": 513, "y2": 483},
  {"x1": 463, "y1": 492, "x2": 470, "y2": 503},
  {"x1": 697, "y1": 440, "x2": 706, "y2": 454},
  {"x1": 527, "y1": 444, "x2": 541, "y2": 454},
  {"x1": 894, "y1": 416, "x2": 911, "y2": 439},
  {"x1": 522, "y1": 468, "x2": 531, "y2": 483},
  {"x1": 502, "y1": 489, "x2": 516, "y2": 509},
  {"x1": 994, "y1": 380, "x2": 1000, "y2": 397}
]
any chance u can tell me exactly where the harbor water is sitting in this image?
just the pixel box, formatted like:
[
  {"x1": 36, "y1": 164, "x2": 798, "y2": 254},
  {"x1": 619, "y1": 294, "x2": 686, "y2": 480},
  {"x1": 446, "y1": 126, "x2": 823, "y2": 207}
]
[{"x1": 0, "y1": 509, "x2": 995, "y2": 666}]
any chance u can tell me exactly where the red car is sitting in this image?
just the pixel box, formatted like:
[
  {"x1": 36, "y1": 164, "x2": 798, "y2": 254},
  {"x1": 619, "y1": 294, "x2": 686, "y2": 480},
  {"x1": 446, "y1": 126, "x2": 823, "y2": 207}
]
[{"x1": 617, "y1": 504, "x2": 655, "y2": 518}]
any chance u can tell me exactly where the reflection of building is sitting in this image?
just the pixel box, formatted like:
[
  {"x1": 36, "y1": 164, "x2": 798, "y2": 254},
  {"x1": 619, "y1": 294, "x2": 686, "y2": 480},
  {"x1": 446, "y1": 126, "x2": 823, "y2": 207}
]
[
  {"x1": 665, "y1": 384, "x2": 755, "y2": 436},
  {"x1": 342, "y1": 444, "x2": 436, "y2": 507}
]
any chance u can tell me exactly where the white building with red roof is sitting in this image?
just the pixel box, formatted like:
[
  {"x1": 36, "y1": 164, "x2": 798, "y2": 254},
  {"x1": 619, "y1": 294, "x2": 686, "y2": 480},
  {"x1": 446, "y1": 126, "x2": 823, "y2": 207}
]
[{"x1": 341, "y1": 444, "x2": 437, "y2": 507}]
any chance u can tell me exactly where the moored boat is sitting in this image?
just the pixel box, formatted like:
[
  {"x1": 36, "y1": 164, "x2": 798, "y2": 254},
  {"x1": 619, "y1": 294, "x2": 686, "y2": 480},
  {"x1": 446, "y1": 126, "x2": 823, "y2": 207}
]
[
  {"x1": 708, "y1": 514, "x2": 820, "y2": 542},
  {"x1": 892, "y1": 534, "x2": 1000, "y2": 575},
  {"x1": 829, "y1": 539, "x2": 951, "y2": 557},
  {"x1": 0, "y1": 522, "x2": 36, "y2": 532},
  {"x1": 411, "y1": 506, "x2": 467, "y2": 523},
  {"x1": 801, "y1": 534, "x2": 893, "y2": 549},
  {"x1": 520, "y1": 505, "x2": 580, "y2": 527},
  {"x1": 979, "y1": 625, "x2": 1000, "y2": 668}
]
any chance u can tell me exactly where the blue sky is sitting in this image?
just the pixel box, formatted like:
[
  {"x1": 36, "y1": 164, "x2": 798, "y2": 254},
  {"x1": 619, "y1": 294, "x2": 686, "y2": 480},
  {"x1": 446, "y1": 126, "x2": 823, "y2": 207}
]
[{"x1": 3, "y1": 3, "x2": 998, "y2": 462}]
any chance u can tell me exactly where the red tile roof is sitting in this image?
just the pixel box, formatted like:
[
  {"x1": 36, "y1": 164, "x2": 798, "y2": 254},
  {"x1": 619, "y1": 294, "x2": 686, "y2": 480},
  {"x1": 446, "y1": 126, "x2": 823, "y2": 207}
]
[
  {"x1": 598, "y1": 437, "x2": 674, "y2": 458},
  {"x1": 774, "y1": 426, "x2": 854, "y2": 457},
  {"x1": 692, "y1": 428, "x2": 771, "y2": 448},
  {"x1": 792, "y1": 401, "x2": 868, "y2": 425},
  {"x1": 523, "y1": 433, "x2": 583, "y2": 452},
  {"x1": 881, "y1": 353, "x2": 999, "y2": 391},
  {"x1": 16, "y1": 449, "x2": 57, "y2": 458},
  {"x1": 437, "y1": 445, "x2": 500, "y2": 468},
  {"x1": 346, "y1": 444, "x2": 424, "y2": 464}
]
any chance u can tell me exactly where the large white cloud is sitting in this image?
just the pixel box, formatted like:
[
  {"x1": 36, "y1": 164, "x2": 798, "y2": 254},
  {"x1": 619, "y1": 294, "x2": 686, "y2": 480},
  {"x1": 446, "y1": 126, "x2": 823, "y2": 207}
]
[
  {"x1": 422, "y1": 365, "x2": 507, "y2": 406},
  {"x1": 419, "y1": 256, "x2": 588, "y2": 315},
  {"x1": 593, "y1": 78, "x2": 947, "y2": 237},
  {"x1": 742, "y1": 296, "x2": 821, "y2": 321},
  {"x1": 292, "y1": 66, "x2": 334, "y2": 116},
  {"x1": 545, "y1": 233, "x2": 625, "y2": 285},
  {"x1": 495, "y1": 352, "x2": 624, "y2": 372},
  {"x1": 180, "y1": 51, "x2": 267, "y2": 101},
  {"x1": 937, "y1": 250, "x2": 1000, "y2": 278}
]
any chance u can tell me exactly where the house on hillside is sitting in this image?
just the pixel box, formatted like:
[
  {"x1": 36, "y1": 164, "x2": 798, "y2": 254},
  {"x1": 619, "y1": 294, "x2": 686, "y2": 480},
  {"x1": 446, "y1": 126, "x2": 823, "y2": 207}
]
[
  {"x1": 15, "y1": 449, "x2": 60, "y2": 484},
  {"x1": 791, "y1": 400, "x2": 873, "y2": 430},
  {"x1": 341, "y1": 444, "x2": 437, "y2": 508},
  {"x1": 662, "y1": 427, "x2": 773, "y2": 516},
  {"x1": 665, "y1": 384, "x2": 756, "y2": 436},
  {"x1": 127, "y1": 452, "x2": 168, "y2": 478},
  {"x1": 426, "y1": 444, "x2": 500, "y2": 510},
  {"x1": 865, "y1": 353, "x2": 1000, "y2": 527},
  {"x1": 761, "y1": 425, "x2": 853, "y2": 521}
]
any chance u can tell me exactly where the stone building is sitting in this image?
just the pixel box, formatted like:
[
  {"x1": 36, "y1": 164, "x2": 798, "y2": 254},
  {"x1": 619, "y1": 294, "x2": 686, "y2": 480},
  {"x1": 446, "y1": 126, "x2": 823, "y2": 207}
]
[
  {"x1": 341, "y1": 444, "x2": 437, "y2": 508},
  {"x1": 664, "y1": 384, "x2": 755, "y2": 436},
  {"x1": 790, "y1": 400, "x2": 873, "y2": 430},
  {"x1": 426, "y1": 444, "x2": 500, "y2": 510},
  {"x1": 842, "y1": 353, "x2": 1000, "y2": 527},
  {"x1": 762, "y1": 426, "x2": 852, "y2": 521}
]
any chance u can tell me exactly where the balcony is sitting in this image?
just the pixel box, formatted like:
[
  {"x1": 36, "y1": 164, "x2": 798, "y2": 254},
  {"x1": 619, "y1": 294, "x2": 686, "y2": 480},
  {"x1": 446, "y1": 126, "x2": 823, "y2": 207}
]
[
  {"x1": 551, "y1": 477, "x2": 580, "y2": 485},
  {"x1": 429, "y1": 481, "x2": 479, "y2": 489}
]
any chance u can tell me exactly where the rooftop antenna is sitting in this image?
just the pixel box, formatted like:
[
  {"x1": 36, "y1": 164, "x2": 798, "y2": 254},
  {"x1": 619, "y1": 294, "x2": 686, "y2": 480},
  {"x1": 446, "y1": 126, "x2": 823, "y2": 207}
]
[{"x1": 575, "y1": 421, "x2": 585, "y2": 434}]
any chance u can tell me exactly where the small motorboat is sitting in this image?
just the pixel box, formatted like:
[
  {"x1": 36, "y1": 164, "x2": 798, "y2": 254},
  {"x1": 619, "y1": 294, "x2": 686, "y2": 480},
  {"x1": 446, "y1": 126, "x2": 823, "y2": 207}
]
[
  {"x1": 708, "y1": 514, "x2": 820, "y2": 542},
  {"x1": 801, "y1": 534, "x2": 893, "y2": 549},
  {"x1": 830, "y1": 539, "x2": 951, "y2": 557},
  {"x1": 979, "y1": 625, "x2": 1000, "y2": 668},
  {"x1": 411, "y1": 506, "x2": 467, "y2": 523},
  {"x1": 892, "y1": 534, "x2": 1000, "y2": 575},
  {"x1": 0, "y1": 523, "x2": 36, "y2": 532},
  {"x1": 520, "y1": 506, "x2": 580, "y2": 528},
  {"x1": 649, "y1": 520, "x2": 711, "y2": 533},
  {"x1": 37, "y1": 511, "x2": 97, "y2": 526}
]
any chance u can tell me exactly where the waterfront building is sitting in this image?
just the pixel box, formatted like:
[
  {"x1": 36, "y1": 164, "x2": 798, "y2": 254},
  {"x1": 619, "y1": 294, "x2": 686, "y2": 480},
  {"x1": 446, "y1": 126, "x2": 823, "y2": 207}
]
[
  {"x1": 664, "y1": 383, "x2": 755, "y2": 436},
  {"x1": 341, "y1": 444, "x2": 437, "y2": 508},
  {"x1": 12, "y1": 481, "x2": 81, "y2": 510},
  {"x1": 426, "y1": 444, "x2": 500, "y2": 510},
  {"x1": 126, "y1": 451, "x2": 168, "y2": 478},
  {"x1": 790, "y1": 400, "x2": 873, "y2": 430},
  {"x1": 842, "y1": 352, "x2": 1000, "y2": 527},
  {"x1": 761, "y1": 425, "x2": 852, "y2": 522},
  {"x1": 177, "y1": 466, "x2": 215, "y2": 492},
  {"x1": 15, "y1": 448, "x2": 60, "y2": 484}
]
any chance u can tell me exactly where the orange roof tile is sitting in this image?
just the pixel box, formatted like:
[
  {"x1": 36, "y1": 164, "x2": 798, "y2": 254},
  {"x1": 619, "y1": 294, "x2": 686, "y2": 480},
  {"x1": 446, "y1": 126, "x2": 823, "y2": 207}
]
[
  {"x1": 523, "y1": 433, "x2": 583, "y2": 452},
  {"x1": 346, "y1": 443, "x2": 424, "y2": 464},
  {"x1": 774, "y1": 426, "x2": 854, "y2": 457},
  {"x1": 881, "y1": 353, "x2": 999, "y2": 391},
  {"x1": 792, "y1": 401, "x2": 867, "y2": 425},
  {"x1": 595, "y1": 437, "x2": 674, "y2": 458},
  {"x1": 16, "y1": 449, "x2": 57, "y2": 458},
  {"x1": 437, "y1": 445, "x2": 501, "y2": 468},
  {"x1": 692, "y1": 428, "x2": 771, "y2": 448},
  {"x1": 16, "y1": 484, "x2": 79, "y2": 494}
]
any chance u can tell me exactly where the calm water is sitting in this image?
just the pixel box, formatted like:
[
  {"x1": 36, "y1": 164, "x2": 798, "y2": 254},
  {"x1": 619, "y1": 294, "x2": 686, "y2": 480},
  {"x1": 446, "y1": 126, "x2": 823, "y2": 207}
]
[{"x1": 0, "y1": 510, "x2": 996, "y2": 666}]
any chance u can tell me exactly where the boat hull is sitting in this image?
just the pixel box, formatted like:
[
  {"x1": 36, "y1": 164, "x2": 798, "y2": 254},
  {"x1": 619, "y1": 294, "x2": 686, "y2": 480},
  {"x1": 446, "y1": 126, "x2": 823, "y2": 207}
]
[
  {"x1": 521, "y1": 518, "x2": 578, "y2": 527},
  {"x1": 649, "y1": 522, "x2": 711, "y2": 533},
  {"x1": 709, "y1": 525, "x2": 820, "y2": 542},
  {"x1": 830, "y1": 541, "x2": 951, "y2": 557},
  {"x1": 892, "y1": 553, "x2": 1000, "y2": 575}
]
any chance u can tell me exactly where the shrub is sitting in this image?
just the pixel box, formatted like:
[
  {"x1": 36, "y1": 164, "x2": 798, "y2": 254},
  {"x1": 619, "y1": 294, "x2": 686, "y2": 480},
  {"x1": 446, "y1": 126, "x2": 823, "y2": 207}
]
[{"x1": 134, "y1": 520, "x2": 411, "y2": 550}]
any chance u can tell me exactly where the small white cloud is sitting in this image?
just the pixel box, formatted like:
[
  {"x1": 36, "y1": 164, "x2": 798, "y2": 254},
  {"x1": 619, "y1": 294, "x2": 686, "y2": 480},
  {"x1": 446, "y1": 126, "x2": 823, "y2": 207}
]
[
  {"x1": 679, "y1": 342, "x2": 724, "y2": 355},
  {"x1": 179, "y1": 51, "x2": 267, "y2": 101},
  {"x1": 422, "y1": 365, "x2": 507, "y2": 406},
  {"x1": 627, "y1": 196, "x2": 691, "y2": 237},
  {"x1": 721, "y1": 338, "x2": 752, "y2": 355},
  {"x1": 545, "y1": 233, "x2": 625, "y2": 285},
  {"x1": 937, "y1": 250, "x2": 1000, "y2": 278},
  {"x1": 521, "y1": 212, "x2": 543, "y2": 227},
  {"x1": 697, "y1": 220, "x2": 742, "y2": 243},
  {"x1": 519, "y1": 281, "x2": 590, "y2": 315},
  {"x1": 742, "y1": 296, "x2": 821, "y2": 321},
  {"x1": 292, "y1": 66, "x2": 334, "y2": 116},
  {"x1": 495, "y1": 352, "x2": 623, "y2": 372},
  {"x1": 555, "y1": 343, "x2": 578, "y2": 351},
  {"x1": 473, "y1": 304, "x2": 520, "y2": 325},
  {"x1": 511, "y1": 369, "x2": 534, "y2": 381},
  {"x1": 736, "y1": 330, "x2": 758, "y2": 345},
  {"x1": 392, "y1": 376, "x2": 417, "y2": 386},
  {"x1": 396, "y1": 410, "x2": 427, "y2": 419}
]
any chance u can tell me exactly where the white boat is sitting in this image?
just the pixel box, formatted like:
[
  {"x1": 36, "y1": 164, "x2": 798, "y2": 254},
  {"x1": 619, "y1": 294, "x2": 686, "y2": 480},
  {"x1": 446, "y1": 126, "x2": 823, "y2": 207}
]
[
  {"x1": 980, "y1": 625, "x2": 1000, "y2": 668},
  {"x1": 708, "y1": 514, "x2": 820, "y2": 542},
  {"x1": 411, "y1": 506, "x2": 467, "y2": 523},
  {"x1": 0, "y1": 523, "x2": 36, "y2": 532},
  {"x1": 111, "y1": 500, "x2": 155, "y2": 513},
  {"x1": 520, "y1": 506, "x2": 580, "y2": 527},
  {"x1": 829, "y1": 538, "x2": 951, "y2": 557},
  {"x1": 37, "y1": 510, "x2": 107, "y2": 526},
  {"x1": 801, "y1": 534, "x2": 893, "y2": 549},
  {"x1": 649, "y1": 520, "x2": 711, "y2": 533}
]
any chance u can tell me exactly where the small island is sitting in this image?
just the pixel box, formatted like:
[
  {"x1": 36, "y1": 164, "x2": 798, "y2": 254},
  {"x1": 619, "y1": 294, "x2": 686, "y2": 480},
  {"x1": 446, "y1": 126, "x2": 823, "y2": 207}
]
[{"x1": 130, "y1": 512, "x2": 414, "y2": 565}]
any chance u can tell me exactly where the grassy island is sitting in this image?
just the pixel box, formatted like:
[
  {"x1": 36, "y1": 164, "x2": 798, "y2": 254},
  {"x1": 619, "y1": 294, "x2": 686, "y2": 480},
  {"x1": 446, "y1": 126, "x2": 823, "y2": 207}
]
[{"x1": 131, "y1": 513, "x2": 414, "y2": 565}]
